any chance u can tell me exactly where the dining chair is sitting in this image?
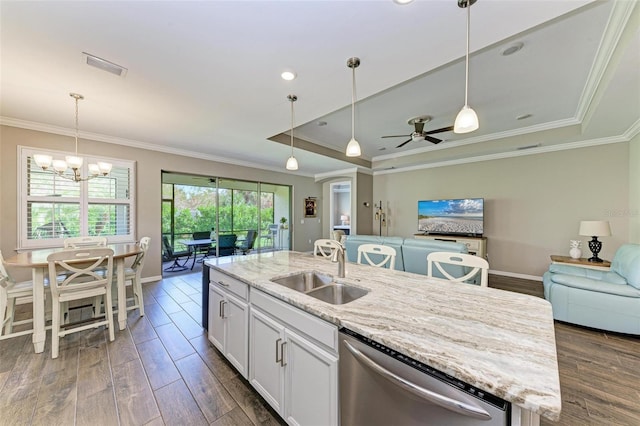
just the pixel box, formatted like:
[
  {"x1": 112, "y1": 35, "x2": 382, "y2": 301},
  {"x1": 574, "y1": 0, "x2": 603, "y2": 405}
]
[
  {"x1": 0, "y1": 250, "x2": 43, "y2": 340},
  {"x1": 63, "y1": 236, "x2": 108, "y2": 248},
  {"x1": 47, "y1": 247, "x2": 115, "y2": 358},
  {"x1": 260, "y1": 224, "x2": 279, "y2": 249},
  {"x1": 113, "y1": 237, "x2": 150, "y2": 317},
  {"x1": 357, "y1": 244, "x2": 397, "y2": 270},
  {"x1": 427, "y1": 252, "x2": 489, "y2": 287},
  {"x1": 162, "y1": 236, "x2": 190, "y2": 272},
  {"x1": 314, "y1": 239, "x2": 342, "y2": 259},
  {"x1": 192, "y1": 231, "x2": 212, "y2": 261}
]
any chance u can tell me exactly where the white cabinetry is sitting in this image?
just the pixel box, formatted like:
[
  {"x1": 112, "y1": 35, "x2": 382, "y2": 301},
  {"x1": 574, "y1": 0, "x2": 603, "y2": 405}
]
[
  {"x1": 414, "y1": 234, "x2": 487, "y2": 258},
  {"x1": 208, "y1": 269, "x2": 249, "y2": 378},
  {"x1": 249, "y1": 289, "x2": 339, "y2": 426}
]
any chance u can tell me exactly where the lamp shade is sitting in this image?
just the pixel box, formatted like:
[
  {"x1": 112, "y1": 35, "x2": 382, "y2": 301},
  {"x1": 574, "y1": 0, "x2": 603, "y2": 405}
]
[{"x1": 579, "y1": 221, "x2": 611, "y2": 237}]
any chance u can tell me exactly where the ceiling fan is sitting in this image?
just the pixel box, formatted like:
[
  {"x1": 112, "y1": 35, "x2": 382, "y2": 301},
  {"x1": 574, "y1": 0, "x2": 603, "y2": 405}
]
[{"x1": 382, "y1": 116, "x2": 454, "y2": 148}]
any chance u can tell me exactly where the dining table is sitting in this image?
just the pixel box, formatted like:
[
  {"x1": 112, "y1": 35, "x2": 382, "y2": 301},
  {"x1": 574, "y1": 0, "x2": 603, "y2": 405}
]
[
  {"x1": 3, "y1": 243, "x2": 142, "y2": 353},
  {"x1": 178, "y1": 238, "x2": 214, "y2": 270}
]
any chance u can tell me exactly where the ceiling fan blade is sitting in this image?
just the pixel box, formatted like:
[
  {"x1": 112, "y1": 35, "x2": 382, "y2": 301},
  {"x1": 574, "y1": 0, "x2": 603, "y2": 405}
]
[
  {"x1": 396, "y1": 138, "x2": 412, "y2": 148},
  {"x1": 425, "y1": 135, "x2": 442, "y2": 144},
  {"x1": 423, "y1": 125, "x2": 454, "y2": 135},
  {"x1": 381, "y1": 134, "x2": 409, "y2": 138}
]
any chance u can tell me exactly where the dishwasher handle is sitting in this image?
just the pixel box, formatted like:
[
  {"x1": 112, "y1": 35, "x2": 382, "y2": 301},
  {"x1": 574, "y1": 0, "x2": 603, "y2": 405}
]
[{"x1": 343, "y1": 340, "x2": 492, "y2": 421}]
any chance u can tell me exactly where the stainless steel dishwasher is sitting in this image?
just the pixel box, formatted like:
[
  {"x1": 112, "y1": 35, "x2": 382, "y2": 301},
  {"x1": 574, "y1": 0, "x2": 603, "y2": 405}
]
[{"x1": 339, "y1": 329, "x2": 510, "y2": 426}]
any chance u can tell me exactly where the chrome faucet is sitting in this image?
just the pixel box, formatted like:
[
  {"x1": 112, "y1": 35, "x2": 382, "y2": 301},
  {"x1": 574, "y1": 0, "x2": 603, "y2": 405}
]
[{"x1": 331, "y1": 242, "x2": 346, "y2": 278}]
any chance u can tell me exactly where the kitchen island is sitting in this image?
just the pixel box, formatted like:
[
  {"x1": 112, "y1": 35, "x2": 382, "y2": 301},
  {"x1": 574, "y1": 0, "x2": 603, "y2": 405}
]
[{"x1": 205, "y1": 250, "x2": 561, "y2": 424}]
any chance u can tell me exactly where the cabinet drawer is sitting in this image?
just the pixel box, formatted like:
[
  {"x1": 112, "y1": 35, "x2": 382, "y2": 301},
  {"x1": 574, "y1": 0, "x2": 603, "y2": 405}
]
[
  {"x1": 210, "y1": 268, "x2": 248, "y2": 300},
  {"x1": 464, "y1": 240, "x2": 480, "y2": 251},
  {"x1": 251, "y1": 289, "x2": 338, "y2": 353}
]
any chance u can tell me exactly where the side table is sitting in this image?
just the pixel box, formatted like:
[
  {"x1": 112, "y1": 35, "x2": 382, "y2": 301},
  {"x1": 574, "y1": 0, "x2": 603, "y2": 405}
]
[{"x1": 550, "y1": 255, "x2": 611, "y2": 271}]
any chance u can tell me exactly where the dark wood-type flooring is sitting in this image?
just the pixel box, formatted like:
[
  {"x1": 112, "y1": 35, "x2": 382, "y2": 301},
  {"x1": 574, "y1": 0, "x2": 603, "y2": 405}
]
[{"x1": 1, "y1": 272, "x2": 638, "y2": 425}]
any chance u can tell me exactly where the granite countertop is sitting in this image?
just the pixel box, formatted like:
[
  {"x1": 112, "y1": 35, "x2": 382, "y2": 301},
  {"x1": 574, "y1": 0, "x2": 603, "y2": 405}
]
[{"x1": 205, "y1": 251, "x2": 561, "y2": 421}]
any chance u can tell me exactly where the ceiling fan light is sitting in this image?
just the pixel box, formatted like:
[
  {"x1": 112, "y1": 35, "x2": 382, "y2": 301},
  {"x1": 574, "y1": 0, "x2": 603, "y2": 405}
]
[
  {"x1": 346, "y1": 137, "x2": 362, "y2": 157},
  {"x1": 286, "y1": 156, "x2": 299, "y2": 170},
  {"x1": 454, "y1": 105, "x2": 479, "y2": 134}
]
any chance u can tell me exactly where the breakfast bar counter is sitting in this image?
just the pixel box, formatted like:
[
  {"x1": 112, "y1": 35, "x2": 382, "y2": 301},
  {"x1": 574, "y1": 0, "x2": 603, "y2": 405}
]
[{"x1": 205, "y1": 251, "x2": 561, "y2": 422}]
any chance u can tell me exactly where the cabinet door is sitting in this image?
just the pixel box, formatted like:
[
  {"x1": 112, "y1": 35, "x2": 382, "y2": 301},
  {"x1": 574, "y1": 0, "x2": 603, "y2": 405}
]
[
  {"x1": 249, "y1": 308, "x2": 285, "y2": 413},
  {"x1": 284, "y1": 328, "x2": 339, "y2": 426},
  {"x1": 208, "y1": 285, "x2": 225, "y2": 352},
  {"x1": 224, "y1": 292, "x2": 249, "y2": 378}
]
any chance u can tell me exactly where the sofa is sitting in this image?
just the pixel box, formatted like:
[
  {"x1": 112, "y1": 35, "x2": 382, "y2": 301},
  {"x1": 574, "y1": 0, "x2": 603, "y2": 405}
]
[
  {"x1": 344, "y1": 235, "x2": 469, "y2": 279},
  {"x1": 543, "y1": 244, "x2": 640, "y2": 335}
]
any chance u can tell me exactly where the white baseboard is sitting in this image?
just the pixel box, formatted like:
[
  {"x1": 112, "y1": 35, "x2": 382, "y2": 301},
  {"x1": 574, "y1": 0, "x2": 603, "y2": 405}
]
[{"x1": 489, "y1": 269, "x2": 543, "y2": 282}]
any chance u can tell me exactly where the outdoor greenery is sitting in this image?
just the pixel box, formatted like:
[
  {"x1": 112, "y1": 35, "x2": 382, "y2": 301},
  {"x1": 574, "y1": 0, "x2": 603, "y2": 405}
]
[{"x1": 162, "y1": 184, "x2": 274, "y2": 242}]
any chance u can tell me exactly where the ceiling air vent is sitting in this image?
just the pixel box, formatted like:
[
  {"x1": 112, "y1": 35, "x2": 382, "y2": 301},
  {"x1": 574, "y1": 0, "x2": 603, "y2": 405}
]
[{"x1": 82, "y1": 52, "x2": 127, "y2": 77}]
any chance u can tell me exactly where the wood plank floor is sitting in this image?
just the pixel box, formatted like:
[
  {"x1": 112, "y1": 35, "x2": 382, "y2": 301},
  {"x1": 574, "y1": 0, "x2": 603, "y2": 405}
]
[{"x1": 1, "y1": 272, "x2": 639, "y2": 425}]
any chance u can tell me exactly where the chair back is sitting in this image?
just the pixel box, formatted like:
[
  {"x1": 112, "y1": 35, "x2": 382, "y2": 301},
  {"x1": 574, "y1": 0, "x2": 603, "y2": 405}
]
[
  {"x1": 131, "y1": 237, "x2": 151, "y2": 270},
  {"x1": 357, "y1": 244, "x2": 397, "y2": 270},
  {"x1": 314, "y1": 239, "x2": 342, "y2": 259},
  {"x1": 192, "y1": 231, "x2": 210, "y2": 240},
  {"x1": 64, "y1": 236, "x2": 107, "y2": 248},
  {"x1": 245, "y1": 230, "x2": 258, "y2": 249},
  {"x1": 162, "y1": 236, "x2": 175, "y2": 257},
  {"x1": 47, "y1": 248, "x2": 114, "y2": 296},
  {"x1": 0, "y1": 250, "x2": 14, "y2": 287},
  {"x1": 331, "y1": 230, "x2": 346, "y2": 243},
  {"x1": 427, "y1": 252, "x2": 489, "y2": 287}
]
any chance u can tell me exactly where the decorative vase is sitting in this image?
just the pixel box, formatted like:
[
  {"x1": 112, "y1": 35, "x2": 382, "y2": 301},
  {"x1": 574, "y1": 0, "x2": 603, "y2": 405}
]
[
  {"x1": 569, "y1": 240, "x2": 582, "y2": 259},
  {"x1": 569, "y1": 247, "x2": 582, "y2": 259}
]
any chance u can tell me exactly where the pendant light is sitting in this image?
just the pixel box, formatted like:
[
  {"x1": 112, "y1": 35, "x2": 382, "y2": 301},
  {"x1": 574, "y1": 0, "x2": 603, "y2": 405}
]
[
  {"x1": 345, "y1": 57, "x2": 362, "y2": 157},
  {"x1": 33, "y1": 93, "x2": 112, "y2": 181},
  {"x1": 285, "y1": 94, "x2": 299, "y2": 171},
  {"x1": 454, "y1": 0, "x2": 479, "y2": 134}
]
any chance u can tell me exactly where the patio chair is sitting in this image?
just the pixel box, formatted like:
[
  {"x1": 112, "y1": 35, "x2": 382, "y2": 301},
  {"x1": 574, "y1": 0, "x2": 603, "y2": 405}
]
[
  {"x1": 162, "y1": 236, "x2": 191, "y2": 272},
  {"x1": 236, "y1": 230, "x2": 258, "y2": 255}
]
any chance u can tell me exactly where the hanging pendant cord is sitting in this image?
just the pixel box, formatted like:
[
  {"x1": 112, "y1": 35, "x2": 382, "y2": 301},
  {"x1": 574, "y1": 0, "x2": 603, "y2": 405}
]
[
  {"x1": 74, "y1": 96, "x2": 80, "y2": 155},
  {"x1": 290, "y1": 98, "x2": 294, "y2": 155},
  {"x1": 464, "y1": 2, "x2": 470, "y2": 106},
  {"x1": 351, "y1": 65, "x2": 356, "y2": 140}
]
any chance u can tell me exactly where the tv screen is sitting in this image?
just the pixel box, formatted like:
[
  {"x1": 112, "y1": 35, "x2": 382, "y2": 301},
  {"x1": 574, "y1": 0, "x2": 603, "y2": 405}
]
[{"x1": 418, "y1": 198, "x2": 484, "y2": 236}]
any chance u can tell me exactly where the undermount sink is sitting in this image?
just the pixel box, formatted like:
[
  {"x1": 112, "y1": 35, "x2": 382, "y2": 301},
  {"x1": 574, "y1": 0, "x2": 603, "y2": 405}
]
[
  {"x1": 271, "y1": 271, "x2": 334, "y2": 292},
  {"x1": 270, "y1": 271, "x2": 368, "y2": 305},
  {"x1": 305, "y1": 284, "x2": 369, "y2": 305}
]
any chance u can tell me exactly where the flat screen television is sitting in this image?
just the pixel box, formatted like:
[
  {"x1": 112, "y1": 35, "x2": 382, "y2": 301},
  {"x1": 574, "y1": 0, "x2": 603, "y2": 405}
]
[{"x1": 418, "y1": 198, "x2": 484, "y2": 237}]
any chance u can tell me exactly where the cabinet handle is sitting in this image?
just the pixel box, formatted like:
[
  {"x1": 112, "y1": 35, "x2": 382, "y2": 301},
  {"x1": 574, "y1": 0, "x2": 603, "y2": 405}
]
[
  {"x1": 217, "y1": 280, "x2": 229, "y2": 287},
  {"x1": 219, "y1": 300, "x2": 226, "y2": 318},
  {"x1": 280, "y1": 341, "x2": 287, "y2": 367},
  {"x1": 275, "y1": 338, "x2": 282, "y2": 364}
]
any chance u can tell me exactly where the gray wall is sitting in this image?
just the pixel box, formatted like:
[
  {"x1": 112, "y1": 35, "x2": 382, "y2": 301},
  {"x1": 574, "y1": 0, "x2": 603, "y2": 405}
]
[
  {"x1": 374, "y1": 142, "x2": 634, "y2": 278},
  {"x1": 1, "y1": 125, "x2": 323, "y2": 280}
]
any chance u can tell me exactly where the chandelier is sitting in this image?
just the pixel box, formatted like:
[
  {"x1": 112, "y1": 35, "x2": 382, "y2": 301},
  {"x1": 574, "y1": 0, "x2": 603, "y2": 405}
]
[{"x1": 33, "y1": 93, "x2": 112, "y2": 182}]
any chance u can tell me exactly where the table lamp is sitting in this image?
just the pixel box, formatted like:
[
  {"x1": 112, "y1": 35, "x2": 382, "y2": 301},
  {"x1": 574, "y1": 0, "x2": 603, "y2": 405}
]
[
  {"x1": 340, "y1": 215, "x2": 349, "y2": 226},
  {"x1": 579, "y1": 220, "x2": 611, "y2": 263}
]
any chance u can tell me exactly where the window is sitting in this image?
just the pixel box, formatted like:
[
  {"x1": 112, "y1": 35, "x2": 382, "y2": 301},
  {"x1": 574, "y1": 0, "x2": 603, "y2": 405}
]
[{"x1": 19, "y1": 146, "x2": 136, "y2": 249}]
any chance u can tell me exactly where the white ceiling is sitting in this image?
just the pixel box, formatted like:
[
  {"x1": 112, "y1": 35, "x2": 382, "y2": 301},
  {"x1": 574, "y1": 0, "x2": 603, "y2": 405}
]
[{"x1": 1, "y1": 0, "x2": 638, "y2": 177}]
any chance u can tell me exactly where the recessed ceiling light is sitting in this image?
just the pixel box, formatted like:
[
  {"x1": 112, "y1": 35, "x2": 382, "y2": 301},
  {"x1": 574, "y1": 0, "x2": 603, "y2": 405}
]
[
  {"x1": 501, "y1": 42, "x2": 524, "y2": 56},
  {"x1": 516, "y1": 113, "x2": 533, "y2": 120},
  {"x1": 281, "y1": 70, "x2": 297, "y2": 81},
  {"x1": 82, "y1": 52, "x2": 127, "y2": 77},
  {"x1": 393, "y1": 0, "x2": 414, "y2": 5}
]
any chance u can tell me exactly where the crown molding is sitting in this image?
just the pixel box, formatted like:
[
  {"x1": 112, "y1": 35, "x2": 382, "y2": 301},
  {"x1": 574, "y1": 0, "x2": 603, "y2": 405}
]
[
  {"x1": 373, "y1": 133, "x2": 629, "y2": 175},
  {"x1": 0, "y1": 116, "x2": 318, "y2": 178}
]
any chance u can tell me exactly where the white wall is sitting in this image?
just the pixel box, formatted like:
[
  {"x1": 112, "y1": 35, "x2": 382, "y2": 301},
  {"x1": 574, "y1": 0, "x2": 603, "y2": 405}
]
[{"x1": 374, "y1": 142, "x2": 631, "y2": 278}]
